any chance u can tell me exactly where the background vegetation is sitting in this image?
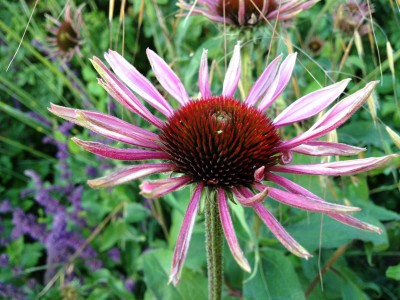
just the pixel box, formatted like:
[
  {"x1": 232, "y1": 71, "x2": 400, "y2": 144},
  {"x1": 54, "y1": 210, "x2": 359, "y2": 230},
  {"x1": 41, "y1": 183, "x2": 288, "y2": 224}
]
[{"x1": 0, "y1": 0, "x2": 399, "y2": 299}]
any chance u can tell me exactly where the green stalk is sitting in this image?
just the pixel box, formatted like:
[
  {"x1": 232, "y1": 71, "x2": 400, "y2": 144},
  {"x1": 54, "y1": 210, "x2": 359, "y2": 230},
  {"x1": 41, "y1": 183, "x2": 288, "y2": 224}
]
[{"x1": 204, "y1": 190, "x2": 224, "y2": 300}]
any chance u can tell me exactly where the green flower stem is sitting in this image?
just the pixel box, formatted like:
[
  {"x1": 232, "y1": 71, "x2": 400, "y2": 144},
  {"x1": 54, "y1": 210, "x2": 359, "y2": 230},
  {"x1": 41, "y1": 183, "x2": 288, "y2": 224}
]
[
  {"x1": 205, "y1": 192, "x2": 223, "y2": 300},
  {"x1": 240, "y1": 40, "x2": 254, "y2": 97}
]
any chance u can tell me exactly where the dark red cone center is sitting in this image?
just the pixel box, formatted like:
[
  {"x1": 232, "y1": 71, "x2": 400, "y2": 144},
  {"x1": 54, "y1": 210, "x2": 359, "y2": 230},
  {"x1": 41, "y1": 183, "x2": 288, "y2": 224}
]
[
  {"x1": 216, "y1": 0, "x2": 277, "y2": 25},
  {"x1": 160, "y1": 97, "x2": 281, "y2": 187},
  {"x1": 56, "y1": 22, "x2": 78, "y2": 52}
]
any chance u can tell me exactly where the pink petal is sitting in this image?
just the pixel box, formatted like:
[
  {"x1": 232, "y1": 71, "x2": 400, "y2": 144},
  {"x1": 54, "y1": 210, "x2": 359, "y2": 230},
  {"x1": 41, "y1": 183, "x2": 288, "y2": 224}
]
[
  {"x1": 254, "y1": 166, "x2": 265, "y2": 182},
  {"x1": 267, "y1": 0, "x2": 317, "y2": 20},
  {"x1": 270, "y1": 155, "x2": 398, "y2": 176},
  {"x1": 49, "y1": 104, "x2": 159, "y2": 149},
  {"x1": 169, "y1": 183, "x2": 203, "y2": 286},
  {"x1": 258, "y1": 53, "x2": 297, "y2": 111},
  {"x1": 91, "y1": 57, "x2": 163, "y2": 128},
  {"x1": 273, "y1": 79, "x2": 351, "y2": 127},
  {"x1": 278, "y1": 81, "x2": 378, "y2": 151},
  {"x1": 140, "y1": 176, "x2": 192, "y2": 199},
  {"x1": 146, "y1": 48, "x2": 190, "y2": 106},
  {"x1": 222, "y1": 43, "x2": 241, "y2": 97},
  {"x1": 291, "y1": 141, "x2": 366, "y2": 156},
  {"x1": 232, "y1": 186, "x2": 269, "y2": 206},
  {"x1": 245, "y1": 54, "x2": 283, "y2": 106},
  {"x1": 266, "y1": 173, "x2": 382, "y2": 233},
  {"x1": 218, "y1": 187, "x2": 251, "y2": 272},
  {"x1": 48, "y1": 103, "x2": 82, "y2": 123},
  {"x1": 76, "y1": 111, "x2": 160, "y2": 150},
  {"x1": 237, "y1": 0, "x2": 245, "y2": 25},
  {"x1": 254, "y1": 184, "x2": 360, "y2": 214},
  {"x1": 87, "y1": 163, "x2": 174, "y2": 188},
  {"x1": 253, "y1": 203, "x2": 311, "y2": 258},
  {"x1": 72, "y1": 138, "x2": 170, "y2": 161},
  {"x1": 199, "y1": 49, "x2": 211, "y2": 98},
  {"x1": 326, "y1": 213, "x2": 382, "y2": 233},
  {"x1": 104, "y1": 50, "x2": 174, "y2": 117}
]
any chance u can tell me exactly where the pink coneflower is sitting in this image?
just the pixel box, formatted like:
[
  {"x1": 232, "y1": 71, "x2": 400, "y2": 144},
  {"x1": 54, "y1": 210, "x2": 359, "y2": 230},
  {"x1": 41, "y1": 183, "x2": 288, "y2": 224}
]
[
  {"x1": 334, "y1": 0, "x2": 372, "y2": 36},
  {"x1": 46, "y1": 3, "x2": 84, "y2": 60},
  {"x1": 49, "y1": 44, "x2": 397, "y2": 285},
  {"x1": 178, "y1": 0, "x2": 318, "y2": 26}
]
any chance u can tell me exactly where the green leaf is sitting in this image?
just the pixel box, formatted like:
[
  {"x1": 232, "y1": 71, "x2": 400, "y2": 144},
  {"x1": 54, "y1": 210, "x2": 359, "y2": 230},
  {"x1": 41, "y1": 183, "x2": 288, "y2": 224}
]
[
  {"x1": 287, "y1": 214, "x2": 387, "y2": 252},
  {"x1": 142, "y1": 249, "x2": 207, "y2": 300},
  {"x1": 20, "y1": 243, "x2": 44, "y2": 267},
  {"x1": 125, "y1": 202, "x2": 151, "y2": 223},
  {"x1": 243, "y1": 248, "x2": 305, "y2": 300},
  {"x1": 386, "y1": 264, "x2": 400, "y2": 280},
  {"x1": 99, "y1": 220, "x2": 145, "y2": 251}
]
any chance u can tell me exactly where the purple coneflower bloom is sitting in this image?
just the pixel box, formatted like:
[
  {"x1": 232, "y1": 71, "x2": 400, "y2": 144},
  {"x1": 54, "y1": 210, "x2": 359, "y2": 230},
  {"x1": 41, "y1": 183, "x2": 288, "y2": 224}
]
[
  {"x1": 178, "y1": 0, "x2": 317, "y2": 26},
  {"x1": 46, "y1": 2, "x2": 84, "y2": 60},
  {"x1": 334, "y1": 0, "x2": 372, "y2": 36},
  {"x1": 49, "y1": 43, "x2": 397, "y2": 285}
]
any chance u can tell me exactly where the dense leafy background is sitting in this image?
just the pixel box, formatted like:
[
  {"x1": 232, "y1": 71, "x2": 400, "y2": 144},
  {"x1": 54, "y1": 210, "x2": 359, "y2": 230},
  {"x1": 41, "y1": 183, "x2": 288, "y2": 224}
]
[{"x1": 0, "y1": 0, "x2": 399, "y2": 299}]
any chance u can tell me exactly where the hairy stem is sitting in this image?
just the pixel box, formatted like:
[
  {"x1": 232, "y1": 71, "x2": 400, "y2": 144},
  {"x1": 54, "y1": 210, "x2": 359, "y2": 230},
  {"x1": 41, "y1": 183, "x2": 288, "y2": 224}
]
[{"x1": 205, "y1": 191, "x2": 224, "y2": 300}]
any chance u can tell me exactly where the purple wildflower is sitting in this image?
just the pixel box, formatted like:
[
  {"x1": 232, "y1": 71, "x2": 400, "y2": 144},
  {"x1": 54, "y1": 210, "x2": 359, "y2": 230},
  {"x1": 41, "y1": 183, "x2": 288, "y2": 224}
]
[
  {"x1": 24, "y1": 170, "x2": 64, "y2": 214},
  {"x1": 11, "y1": 208, "x2": 47, "y2": 241},
  {"x1": 27, "y1": 111, "x2": 52, "y2": 127},
  {"x1": 178, "y1": 0, "x2": 317, "y2": 26},
  {"x1": 108, "y1": 248, "x2": 121, "y2": 263},
  {"x1": 124, "y1": 278, "x2": 136, "y2": 292},
  {"x1": 0, "y1": 199, "x2": 12, "y2": 213},
  {"x1": 46, "y1": 2, "x2": 84, "y2": 61},
  {"x1": 49, "y1": 44, "x2": 397, "y2": 285},
  {"x1": 334, "y1": 0, "x2": 373, "y2": 36},
  {"x1": 0, "y1": 253, "x2": 8, "y2": 267},
  {"x1": 0, "y1": 283, "x2": 26, "y2": 300}
]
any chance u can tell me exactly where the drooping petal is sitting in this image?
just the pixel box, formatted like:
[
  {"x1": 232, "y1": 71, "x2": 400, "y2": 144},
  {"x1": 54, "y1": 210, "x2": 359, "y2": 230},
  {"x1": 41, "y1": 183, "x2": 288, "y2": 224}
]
[
  {"x1": 270, "y1": 155, "x2": 398, "y2": 176},
  {"x1": 291, "y1": 141, "x2": 366, "y2": 156},
  {"x1": 177, "y1": 3, "x2": 235, "y2": 24},
  {"x1": 254, "y1": 184, "x2": 360, "y2": 214},
  {"x1": 266, "y1": 173, "x2": 382, "y2": 233},
  {"x1": 140, "y1": 176, "x2": 192, "y2": 199},
  {"x1": 237, "y1": 0, "x2": 245, "y2": 26},
  {"x1": 258, "y1": 53, "x2": 297, "y2": 111},
  {"x1": 245, "y1": 54, "x2": 283, "y2": 106},
  {"x1": 169, "y1": 183, "x2": 203, "y2": 286},
  {"x1": 199, "y1": 49, "x2": 211, "y2": 98},
  {"x1": 278, "y1": 81, "x2": 378, "y2": 151},
  {"x1": 222, "y1": 42, "x2": 241, "y2": 97},
  {"x1": 72, "y1": 138, "x2": 170, "y2": 161},
  {"x1": 75, "y1": 112, "x2": 160, "y2": 150},
  {"x1": 146, "y1": 48, "x2": 190, "y2": 106},
  {"x1": 87, "y1": 163, "x2": 174, "y2": 188},
  {"x1": 267, "y1": 0, "x2": 318, "y2": 20},
  {"x1": 253, "y1": 203, "x2": 312, "y2": 259},
  {"x1": 232, "y1": 186, "x2": 268, "y2": 206},
  {"x1": 104, "y1": 50, "x2": 174, "y2": 117},
  {"x1": 48, "y1": 104, "x2": 160, "y2": 149},
  {"x1": 91, "y1": 57, "x2": 163, "y2": 128},
  {"x1": 273, "y1": 79, "x2": 351, "y2": 127},
  {"x1": 217, "y1": 187, "x2": 251, "y2": 272}
]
